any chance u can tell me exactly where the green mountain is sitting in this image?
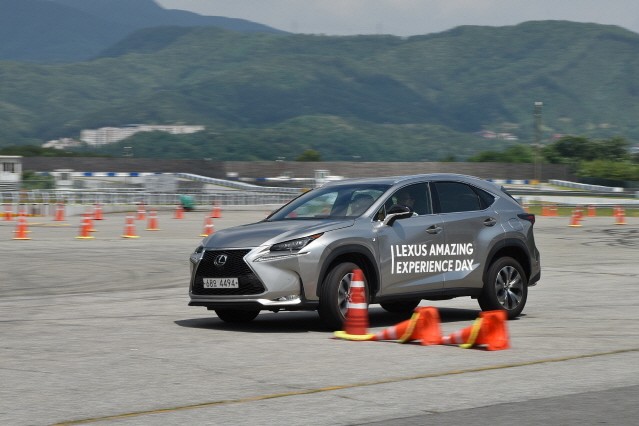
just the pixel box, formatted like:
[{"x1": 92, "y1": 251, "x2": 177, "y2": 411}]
[
  {"x1": 0, "y1": 0, "x2": 284, "y2": 63},
  {"x1": 1, "y1": 21, "x2": 638, "y2": 161}
]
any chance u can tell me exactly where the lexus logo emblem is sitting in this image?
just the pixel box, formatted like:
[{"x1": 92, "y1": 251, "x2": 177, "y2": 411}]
[{"x1": 214, "y1": 254, "x2": 228, "y2": 267}]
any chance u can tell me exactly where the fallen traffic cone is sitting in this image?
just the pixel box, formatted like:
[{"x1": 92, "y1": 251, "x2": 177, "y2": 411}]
[
  {"x1": 200, "y1": 215, "x2": 215, "y2": 237},
  {"x1": 174, "y1": 204, "x2": 184, "y2": 219},
  {"x1": 122, "y1": 215, "x2": 139, "y2": 239},
  {"x1": 441, "y1": 310, "x2": 510, "y2": 351},
  {"x1": 136, "y1": 203, "x2": 146, "y2": 221},
  {"x1": 94, "y1": 203, "x2": 104, "y2": 220},
  {"x1": 371, "y1": 306, "x2": 442, "y2": 345},
  {"x1": 146, "y1": 210, "x2": 160, "y2": 231},
  {"x1": 54, "y1": 203, "x2": 65, "y2": 221},
  {"x1": 333, "y1": 269, "x2": 374, "y2": 340},
  {"x1": 75, "y1": 216, "x2": 95, "y2": 240},
  {"x1": 615, "y1": 206, "x2": 627, "y2": 225},
  {"x1": 568, "y1": 208, "x2": 582, "y2": 227},
  {"x1": 211, "y1": 203, "x2": 222, "y2": 219},
  {"x1": 12, "y1": 215, "x2": 31, "y2": 240}
]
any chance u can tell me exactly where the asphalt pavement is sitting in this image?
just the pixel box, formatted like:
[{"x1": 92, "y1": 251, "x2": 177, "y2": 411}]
[{"x1": 0, "y1": 210, "x2": 637, "y2": 425}]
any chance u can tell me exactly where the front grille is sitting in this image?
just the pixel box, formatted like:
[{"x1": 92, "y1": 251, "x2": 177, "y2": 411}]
[{"x1": 192, "y1": 249, "x2": 266, "y2": 295}]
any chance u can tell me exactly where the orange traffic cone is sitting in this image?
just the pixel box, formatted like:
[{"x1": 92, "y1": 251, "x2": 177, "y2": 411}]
[
  {"x1": 200, "y1": 215, "x2": 215, "y2": 237},
  {"x1": 94, "y1": 203, "x2": 104, "y2": 220},
  {"x1": 12, "y1": 215, "x2": 31, "y2": 240},
  {"x1": 587, "y1": 205, "x2": 596, "y2": 217},
  {"x1": 75, "y1": 216, "x2": 95, "y2": 240},
  {"x1": 615, "y1": 206, "x2": 627, "y2": 225},
  {"x1": 441, "y1": 310, "x2": 510, "y2": 351},
  {"x1": 174, "y1": 204, "x2": 184, "y2": 219},
  {"x1": 54, "y1": 203, "x2": 65, "y2": 221},
  {"x1": 122, "y1": 215, "x2": 139, "y2": 239},
  {"x1": 333, "y1": 269, "x2": 374, "y2": 341},
  {"x1": 83, "y1": 211, "x2": 96, "y2": 233},
  {"x1": 568, "y1": 208, "x2": 582, "y2": 227},
  {"x1": 136, "y1": 203, "x2": 146, "y2": 221},
  {"x1": 550, "y1": 205, "x2": 558, "y2": 216},
  {"x1": 3, "y1": 204, "x2": 13, "y2": 221},
  {"x1": 371, "y1": 306, "x2": 442, "y2": 345},
  {"x1": 211, "y1": 203, "x2": 222, "y2": 219},
  {"x1": 146, "y1": 210, "x2": 160, "y2": 231}
]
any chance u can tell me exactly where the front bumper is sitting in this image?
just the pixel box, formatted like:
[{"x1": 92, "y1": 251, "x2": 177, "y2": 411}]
[{"x1": 189, "y1": 246, "x2": 322, "y2": 311}]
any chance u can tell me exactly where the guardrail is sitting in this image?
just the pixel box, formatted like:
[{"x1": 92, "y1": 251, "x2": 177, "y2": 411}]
[{"x1": 548, "y1": 179, "x2": 624, "y2": 193}]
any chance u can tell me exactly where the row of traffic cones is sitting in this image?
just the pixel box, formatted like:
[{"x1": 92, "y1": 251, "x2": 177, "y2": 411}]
[
  {"x1": 4, "y1": 202, "x2": 222, "y2": 222},
  {"x1": 334, "y1": 269, "x2": 510, "y2": 350},
  {"x1": 8, "y1": 206, "x2": 220, "y2": 240},
  {"x1": 569, "y1": 205, "x2": 627, "y2": 227}
]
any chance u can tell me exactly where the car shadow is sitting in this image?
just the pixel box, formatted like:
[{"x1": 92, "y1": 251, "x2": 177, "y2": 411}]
[{"x1": 175, "y1": 306, "x2": 490, "y2": 333}]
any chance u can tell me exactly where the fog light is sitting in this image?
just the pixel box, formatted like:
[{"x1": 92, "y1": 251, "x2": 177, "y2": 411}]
[
  {"x1": 276, "y1": 294, "x2": 297, "y2": 302},
  {"x1": 276, "y1": 295, "x2": 299, "y2": 302}
]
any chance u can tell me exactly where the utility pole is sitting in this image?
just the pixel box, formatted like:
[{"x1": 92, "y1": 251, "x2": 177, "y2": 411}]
[{"x1": 533, "y1": 101, "x2": 543, "y2": 185}]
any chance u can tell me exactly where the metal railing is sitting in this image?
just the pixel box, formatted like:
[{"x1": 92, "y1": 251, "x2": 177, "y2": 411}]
[{"x1": 0, "y1": 189, "x2": 300, "y2": 209}]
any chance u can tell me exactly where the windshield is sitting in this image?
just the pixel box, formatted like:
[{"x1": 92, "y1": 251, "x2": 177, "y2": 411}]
[{"x1": 267, "y1": 183, "x2": 391, "y2": 221}]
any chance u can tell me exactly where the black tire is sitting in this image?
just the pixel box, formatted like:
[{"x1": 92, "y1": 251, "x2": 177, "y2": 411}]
[
  {"x1": 478, "y1": 256, "x2": 528, "y2": 319},
  {"x1": 214, "y1": 309, "x2": 260, "y2": 323},
  {"x1": 318, "y1": 262, "x2": 367, "y2": 330},
  {"x1": 380, "y1": 300, "x2": 420, "y2": 314}
]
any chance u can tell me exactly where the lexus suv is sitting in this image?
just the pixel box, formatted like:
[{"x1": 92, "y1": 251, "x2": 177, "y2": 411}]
[{"x1": 189, "y1": 174, "x2": 540, "y2": 329}]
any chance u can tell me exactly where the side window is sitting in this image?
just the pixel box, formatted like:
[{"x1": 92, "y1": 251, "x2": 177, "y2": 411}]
[
  {"x1": 376, "y1": 182, "x2": 432, "y2": 220},
  {"x1": 475, "y1": 187, "x2": 496, "y2": 209},
  {"x1": 434, "y1": 182, "x2": 482, "y2": 213}
]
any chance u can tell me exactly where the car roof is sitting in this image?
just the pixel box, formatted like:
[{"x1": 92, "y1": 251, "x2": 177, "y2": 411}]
[{"x1": 322, "y1": 173, "x2": 503, "y2": 193}]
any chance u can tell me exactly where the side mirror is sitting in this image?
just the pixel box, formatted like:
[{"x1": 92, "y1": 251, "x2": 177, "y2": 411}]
[{"x1": 383, "y1": 205, "x2": 413, "y2": 226}]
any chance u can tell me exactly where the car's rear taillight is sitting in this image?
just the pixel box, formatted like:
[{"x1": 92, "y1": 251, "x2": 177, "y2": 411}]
[{"x1": 518, "y1": 213, "x2": 536, "y2": 225}]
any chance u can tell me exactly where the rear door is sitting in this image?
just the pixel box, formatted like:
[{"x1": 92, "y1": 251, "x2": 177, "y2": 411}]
[{"x1": 431, "y1": 181, "x2": 502, "y2": 291}]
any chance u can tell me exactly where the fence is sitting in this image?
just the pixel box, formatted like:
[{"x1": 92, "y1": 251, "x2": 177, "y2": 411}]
[{"x1": 0, "y1": 189, "x2": 300, "y2": 217}]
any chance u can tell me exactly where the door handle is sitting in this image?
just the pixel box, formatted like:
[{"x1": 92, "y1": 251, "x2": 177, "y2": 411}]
[
  {"x1": 426, "y1": 225, "x2": 443, "y2": 234},
  {"x1": 483, "y1": 217, "x2": 497, "y2": 227}
]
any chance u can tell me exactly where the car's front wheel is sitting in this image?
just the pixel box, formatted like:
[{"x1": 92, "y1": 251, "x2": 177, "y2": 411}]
[
  {"x1": 478, "y1": 256, "x2": 528, "y2": 319},
  {"x1": 318, "y1": 262, "x2": 367, "y2": 330},
  {"x1": 214, "y1": 309, "x2": 260, "y2": 323}
]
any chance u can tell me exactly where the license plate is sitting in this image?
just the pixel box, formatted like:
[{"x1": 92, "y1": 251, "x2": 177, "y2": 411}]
[{"x1": 203, "y1": 277, "x2": 239, "y2": 289}]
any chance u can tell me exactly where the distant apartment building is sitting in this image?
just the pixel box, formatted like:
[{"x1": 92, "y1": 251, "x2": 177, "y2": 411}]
[{"x1": 80, "y1": 124, "x2": 205, "y2": 146}]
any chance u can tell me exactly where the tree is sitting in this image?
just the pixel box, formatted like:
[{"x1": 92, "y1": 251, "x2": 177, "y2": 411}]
[
  {"x1": 296, "y1": 149, "x2": 322, "y2": 162},
  {"x1": 468, "y1": 144, "x2": 532, "y2": 163}
]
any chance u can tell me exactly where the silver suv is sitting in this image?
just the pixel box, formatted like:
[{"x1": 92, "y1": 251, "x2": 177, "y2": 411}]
[{"x1": 189, "y1": 174, "x2": 540, "y2": 329}]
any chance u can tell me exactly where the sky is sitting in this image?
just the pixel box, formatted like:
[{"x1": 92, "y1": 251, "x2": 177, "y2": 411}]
[{"x1": 157, "y1": 0, "x2": 639, "y2": 36}]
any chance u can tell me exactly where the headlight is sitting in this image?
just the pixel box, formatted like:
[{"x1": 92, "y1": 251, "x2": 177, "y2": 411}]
[
  {"x1": 190, "y1": 245, "x2": 204, "y2": 263},
  {"x1": 270, "y1": 233, "x2": 323, "y2": 252}
]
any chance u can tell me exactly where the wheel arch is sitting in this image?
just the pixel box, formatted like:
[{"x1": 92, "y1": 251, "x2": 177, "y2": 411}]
[
  {"x1": 483, "y1": 239, "x2": 532, "y2": 284},
  {"x1": 317, "y1": 245, "x2": 379, "y2": 299}
]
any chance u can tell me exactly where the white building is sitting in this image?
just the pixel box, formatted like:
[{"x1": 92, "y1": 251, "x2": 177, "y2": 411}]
[
  {"x1": 80, "y1": 124, "x2": 205, "y2": 146},
  {"x1": 42, "y1": 138, "x2": 83, "y2": 150},
  {"x1": 0, "y1": 155, "x2": 22, "y2": 190}
]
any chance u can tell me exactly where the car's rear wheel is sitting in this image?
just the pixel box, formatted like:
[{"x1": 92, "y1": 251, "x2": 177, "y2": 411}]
[
  {"x1": 214, "y1": 308, "x2": 260, "y2": 323},
  {"x1": 478, "y1": 256, "x2": 528, "y2": 319},
  {"x1": 380, "y1": 300, "x2": 420, "y2": 314},
  {"x1": 318, "y1": 261, "x2": 367, "y2": 330}
]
